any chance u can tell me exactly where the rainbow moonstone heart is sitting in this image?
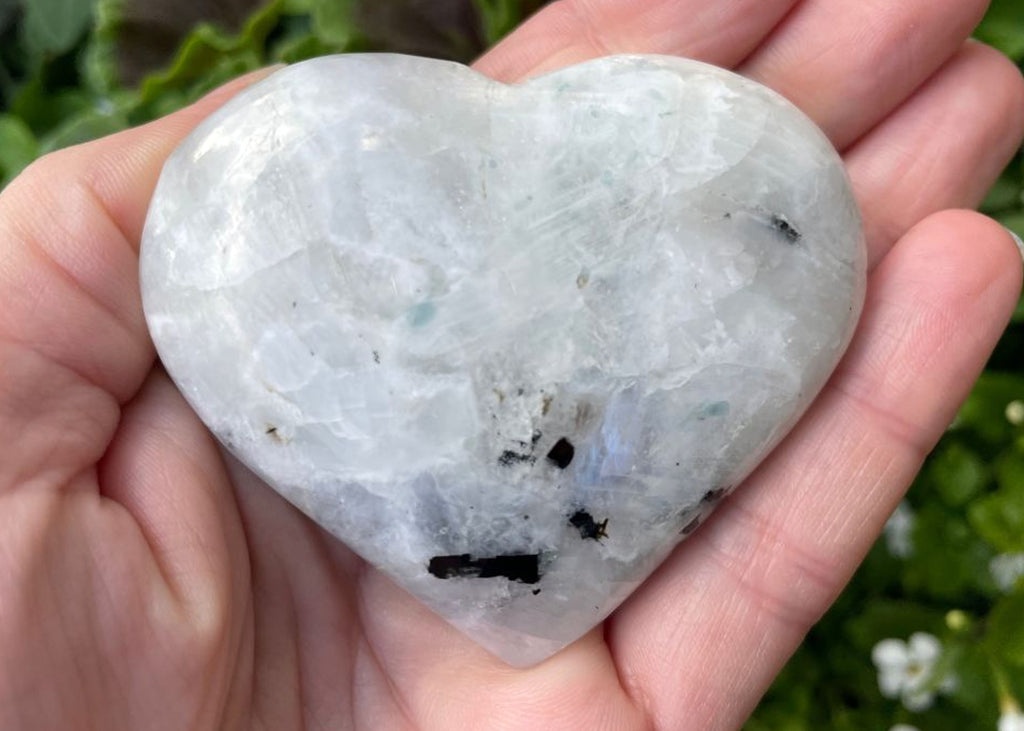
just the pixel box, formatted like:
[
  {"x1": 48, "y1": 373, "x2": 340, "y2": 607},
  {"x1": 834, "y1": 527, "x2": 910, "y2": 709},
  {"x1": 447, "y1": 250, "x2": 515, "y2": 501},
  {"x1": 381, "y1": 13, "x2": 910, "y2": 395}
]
[{"x1": 141, "y1": 54, "x2": 865, "y2": 666}]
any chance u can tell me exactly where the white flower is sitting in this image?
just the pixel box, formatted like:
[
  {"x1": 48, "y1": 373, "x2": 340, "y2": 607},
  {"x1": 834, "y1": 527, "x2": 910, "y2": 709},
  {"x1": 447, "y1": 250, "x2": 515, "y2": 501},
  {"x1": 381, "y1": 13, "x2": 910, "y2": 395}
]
[
  {"x1": 1000, "y1": 708, "x2": 1024, "y2": 731},
  {"x1": 883, "y1": 501, "x2": 916, "y2": 558},
  {"x1": 990, "y1": 553, "x2": 1024, "y2": 593},
  {"x1": 890, "y1": 725, "x2": 921, "y2": 731},
  {"x1": 872, "y1": 632, "x2": 956, "y2": 712},
  {"x1": 1006, "y1": 400, "x2": 1024, "y2": 426}
]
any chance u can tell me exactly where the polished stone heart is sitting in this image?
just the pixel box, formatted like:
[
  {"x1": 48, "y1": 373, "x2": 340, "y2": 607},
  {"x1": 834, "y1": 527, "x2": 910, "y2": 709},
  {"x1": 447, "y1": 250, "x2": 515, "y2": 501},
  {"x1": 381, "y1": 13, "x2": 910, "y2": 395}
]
[{"x1": 141, "y1": 54, "x2": 866, "y2": 666}]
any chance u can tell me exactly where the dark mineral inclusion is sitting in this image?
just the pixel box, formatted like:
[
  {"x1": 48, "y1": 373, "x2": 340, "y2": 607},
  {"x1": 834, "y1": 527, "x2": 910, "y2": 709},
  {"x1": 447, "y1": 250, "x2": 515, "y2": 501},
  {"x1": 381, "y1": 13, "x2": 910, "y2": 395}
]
[
  {"x1": 428, "y1": 553, "x2": 541, "y2": 584},
  {"x1": 569, "y1": 509, "x2": 608, "y2": 541}
]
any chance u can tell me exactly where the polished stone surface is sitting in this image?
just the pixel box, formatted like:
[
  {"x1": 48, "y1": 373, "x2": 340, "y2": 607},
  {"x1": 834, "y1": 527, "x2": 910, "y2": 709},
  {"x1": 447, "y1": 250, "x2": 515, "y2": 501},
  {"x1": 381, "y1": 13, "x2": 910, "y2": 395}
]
[{"x1": 141, "y1": 53, "x2": 866, "y2": 666}]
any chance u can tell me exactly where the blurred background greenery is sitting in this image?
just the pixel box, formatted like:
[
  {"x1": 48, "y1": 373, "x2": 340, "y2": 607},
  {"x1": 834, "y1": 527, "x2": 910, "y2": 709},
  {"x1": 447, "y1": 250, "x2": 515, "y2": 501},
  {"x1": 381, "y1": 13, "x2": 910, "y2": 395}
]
[{"x1": 1, "y1": 0, "x2": 1022, "y2": 728}]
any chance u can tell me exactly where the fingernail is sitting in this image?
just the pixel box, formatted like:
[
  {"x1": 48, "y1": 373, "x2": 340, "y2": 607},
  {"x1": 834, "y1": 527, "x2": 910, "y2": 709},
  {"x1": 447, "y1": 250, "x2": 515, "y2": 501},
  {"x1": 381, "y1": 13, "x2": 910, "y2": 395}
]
[{"x1": 1006, "y1": 226, "x2": 1024, "y2": 262}]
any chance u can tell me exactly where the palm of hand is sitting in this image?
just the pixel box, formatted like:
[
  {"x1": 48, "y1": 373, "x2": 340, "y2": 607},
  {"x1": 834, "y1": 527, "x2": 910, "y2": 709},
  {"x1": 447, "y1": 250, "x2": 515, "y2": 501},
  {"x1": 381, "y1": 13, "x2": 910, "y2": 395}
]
[{"x1": 1, "y1": 1, "x2": 1022, "y2": 729}]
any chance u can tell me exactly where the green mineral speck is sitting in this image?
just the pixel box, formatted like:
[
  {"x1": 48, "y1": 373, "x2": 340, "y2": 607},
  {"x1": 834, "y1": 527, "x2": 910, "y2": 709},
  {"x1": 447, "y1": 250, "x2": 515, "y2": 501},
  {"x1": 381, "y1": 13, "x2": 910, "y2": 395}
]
[
  {"x1": 698, "y1": 401, "x2": 730, "y2": 419},
  {"x1": 408, "y1": 302, "x2": 437, "y2": 328}
]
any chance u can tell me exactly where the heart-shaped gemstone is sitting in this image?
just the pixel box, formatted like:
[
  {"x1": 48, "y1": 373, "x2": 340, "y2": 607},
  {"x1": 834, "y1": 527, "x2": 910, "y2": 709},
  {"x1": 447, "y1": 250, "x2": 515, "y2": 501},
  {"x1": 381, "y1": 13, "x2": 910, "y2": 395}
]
[{"x1": 141, "y1": 54, "x2": 865, "y2": 667}]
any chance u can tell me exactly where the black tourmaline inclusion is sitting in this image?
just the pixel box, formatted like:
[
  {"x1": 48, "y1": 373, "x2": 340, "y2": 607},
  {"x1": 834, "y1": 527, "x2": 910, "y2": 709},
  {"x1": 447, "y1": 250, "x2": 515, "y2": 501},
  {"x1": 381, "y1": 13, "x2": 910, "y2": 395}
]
[
  {"x1": 498, "y1": 449, "x2": 536, "y2": 467},
  {"x1": 546, "y1": 437, "x2": 575, "y2": 469},
  {"x1": 428, "y1": 553, "x2": 541, "y2": 584},
  {"x1": 569, "y1": 510, "x2": 608, "y2": 541}
]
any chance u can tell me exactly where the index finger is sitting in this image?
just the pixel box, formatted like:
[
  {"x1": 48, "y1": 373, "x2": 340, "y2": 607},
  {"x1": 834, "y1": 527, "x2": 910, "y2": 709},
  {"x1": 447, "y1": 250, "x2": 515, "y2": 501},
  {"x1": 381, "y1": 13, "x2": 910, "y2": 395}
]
[{"x1": 0, "y1": 68, "x2": 278, "y2": 494}]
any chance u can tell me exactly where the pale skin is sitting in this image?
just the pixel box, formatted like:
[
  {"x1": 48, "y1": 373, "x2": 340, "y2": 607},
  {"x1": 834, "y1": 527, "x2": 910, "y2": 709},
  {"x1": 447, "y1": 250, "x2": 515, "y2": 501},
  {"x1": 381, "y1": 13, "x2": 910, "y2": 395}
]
[{"x1": 0, "y1": 0, "x2": 1022, "y2": 728}]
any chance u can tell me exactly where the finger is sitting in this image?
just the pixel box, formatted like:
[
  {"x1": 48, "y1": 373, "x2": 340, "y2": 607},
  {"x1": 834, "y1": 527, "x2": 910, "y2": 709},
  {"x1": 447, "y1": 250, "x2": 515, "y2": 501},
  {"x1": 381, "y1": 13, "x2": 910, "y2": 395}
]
[
  {"x1": 352, "y1": 568, "x2": 645, "y2": 730},
  {"x1": 606, "y1": 211, "x2": 1023, "y2": 730},
  {"x1": 847, "y1": 42, "x2": 1024, "y2": 268},
  {"x1": 98, "y1": 369, "x2": 250, "y2": 703},
  {"x1": 0, "y1": 68, "x2": 280, "y2": 494},
  {"x1": 474, "y1": 0, "x2": 799, "y2": 82},
  {"x1": 0, "y1": 484, "x2": 236, "y2": 728},
  {"x1": 738, "y1": 0, "x2": 989, "y2": 150},
  {"x1": 218, "y1": 453, "x2": 379, "y2": 728}
]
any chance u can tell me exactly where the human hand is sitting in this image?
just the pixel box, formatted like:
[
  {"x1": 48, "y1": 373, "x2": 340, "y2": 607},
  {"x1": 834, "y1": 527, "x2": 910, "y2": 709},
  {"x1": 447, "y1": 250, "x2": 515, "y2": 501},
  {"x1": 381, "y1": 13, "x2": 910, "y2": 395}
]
[{"x1": 1, "y1": 1, "x2": 1022, "y2": 728}]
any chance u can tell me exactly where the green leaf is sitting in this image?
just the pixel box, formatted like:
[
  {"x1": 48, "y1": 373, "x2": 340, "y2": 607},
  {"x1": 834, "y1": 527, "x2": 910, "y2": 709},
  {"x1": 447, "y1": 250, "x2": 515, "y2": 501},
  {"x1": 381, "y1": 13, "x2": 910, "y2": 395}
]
[
  {"x1": 996, "y1": 450, "x2": 1024, "y2": 492},
  {"x1": 1008, "y1": 664, "x2": 1024, "y2": 711},
  {"x1": 981, "y1": 171, "x2": 1023, "y2": 214},
  {"x1": 1000, "y1": 211, "x2": 1024, "y2": 241},
  {"x1": 987, "y1": 592, "x2": 1024, "y2": 666},
  {"x1": 0, "y1": 0, "x2": 18, "y2": 31},
  {"x1": 970, "y1": 493, "x2": 1024, "y2": 553},
  {"x1": 926, "y1": 442, "x2": 990, "y2": 507},
  {"x1": 473, "y1": 0, "x2": 544, "y2": 46},
  {"x1": 968, "y1": 453, "x2": 1024, "y2": 553},
  {"x1": 135, "y1": 0, "x2": 284, "y2": 108},
  {"x1": 139, "y1": 51, "x2": 262, "y2": 120},
  {"x1": 955, "y1": 372, "x2": 1024, "y2": 445},
  {"x1": 311, "y1": 0, "x2": 358, "y2": 46},
  {"x1": 38, "y1": 105, "x2": 128, "y2": 154},
  {"x1": 271, "y1": 33, "x2": 334, "y2": 65},
  {"x1": 976, "y1": 0, "x2": 1024, "y2": 61},
  {"x1": 265, "y1": 11, "x2": 342, "y2": 63},
  {"x1": 11, "y1": 79, "x2": 93, "y2": 134},
  {"x1": 22, "y1": 0, "x2": 94, "y2": 57},
  {"x1": 844, "y1": 599, "x2": 945, "y2": 653},
  {"x1": 0, "y1": 113, "x2": 39, "y2": 186},
  {"x1": 80, "y1": 0, "x2": 124, "y2": 96},
  {"x1": 474, "y1": 0, "x2": 519, "y2": 46},
  {"x1": 903, "y1": 503, "x2": 994, "y2": 598},
  {"x1": 945, "y1": 645, "x2": 999, "y2": 719}
]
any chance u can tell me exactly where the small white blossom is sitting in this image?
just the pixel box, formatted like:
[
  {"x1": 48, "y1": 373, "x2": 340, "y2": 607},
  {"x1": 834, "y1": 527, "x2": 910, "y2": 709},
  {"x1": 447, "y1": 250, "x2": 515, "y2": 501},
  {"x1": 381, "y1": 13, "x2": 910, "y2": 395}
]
[
  {"x1": 1000, "y1": 708, "x2": 1024, "y2": 731},
  {"x1": 883, "y1": 501, "x2": 916, "y2": 559},
  {"x1": 990, "y1": 553, "x2": 1024, "y2": 593},
  {"x1": 890, "y1": 725, "x2": 920, "y2": 731},
  {"x1": 1006, "y1": 400, "x2": 1024, "y2": 426},
  {"x1": 872, "y1": 632, "x2": 956, "y2": 711}
]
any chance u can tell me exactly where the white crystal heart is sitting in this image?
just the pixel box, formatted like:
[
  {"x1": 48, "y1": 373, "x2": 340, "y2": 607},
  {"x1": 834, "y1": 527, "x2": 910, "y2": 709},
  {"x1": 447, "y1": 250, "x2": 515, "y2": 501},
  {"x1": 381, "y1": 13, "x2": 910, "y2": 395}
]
[{"x1": 141, "y1": 53, "x2": 866, "y2": 666}]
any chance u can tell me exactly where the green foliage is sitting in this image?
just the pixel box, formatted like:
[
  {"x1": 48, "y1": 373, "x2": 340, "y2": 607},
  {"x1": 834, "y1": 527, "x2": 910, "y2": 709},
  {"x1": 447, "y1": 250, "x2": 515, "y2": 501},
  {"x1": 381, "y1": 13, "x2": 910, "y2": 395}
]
[
  {"x1": 989, "y1": 592, "x2": 1024, "y2": 667},
  {"x1": 0, "y1": 113, "x2": 36, "y2": 179},
  {"x1": 130, "y1": 0, "x2": 289, "y2": 116},
  {"x1": 309, "y1": 0, "x2": 358, "y2": 47},
  {"x1": 0, "y1": 0, "x2": 1022, "y2": 727},
  {"x1": 969, "y1": 452, "x2": 1024, "y2": 554},
  {"x1": 927, "y1": 442, "x2": 988, "y2": 507},
  {"x1": 976, "y1": 0, "x2": 1024, "y2": 62},
  {"x1": 22, "y1": 0, "x2": 94, "y2": 56},
  {"x1": 474, "y1": 0, "x2": 523, "y2": 46}
]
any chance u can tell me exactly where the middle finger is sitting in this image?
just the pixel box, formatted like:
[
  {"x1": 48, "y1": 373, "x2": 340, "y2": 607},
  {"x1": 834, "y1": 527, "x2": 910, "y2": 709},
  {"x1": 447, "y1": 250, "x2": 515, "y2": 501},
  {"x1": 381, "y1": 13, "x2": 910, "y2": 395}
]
[
  {"x1": 474, "y1": 0, "x2": 799, "y2": 82},
  {"x1": 739, "y1": 0, "x2": 990, "y2": 150}
]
